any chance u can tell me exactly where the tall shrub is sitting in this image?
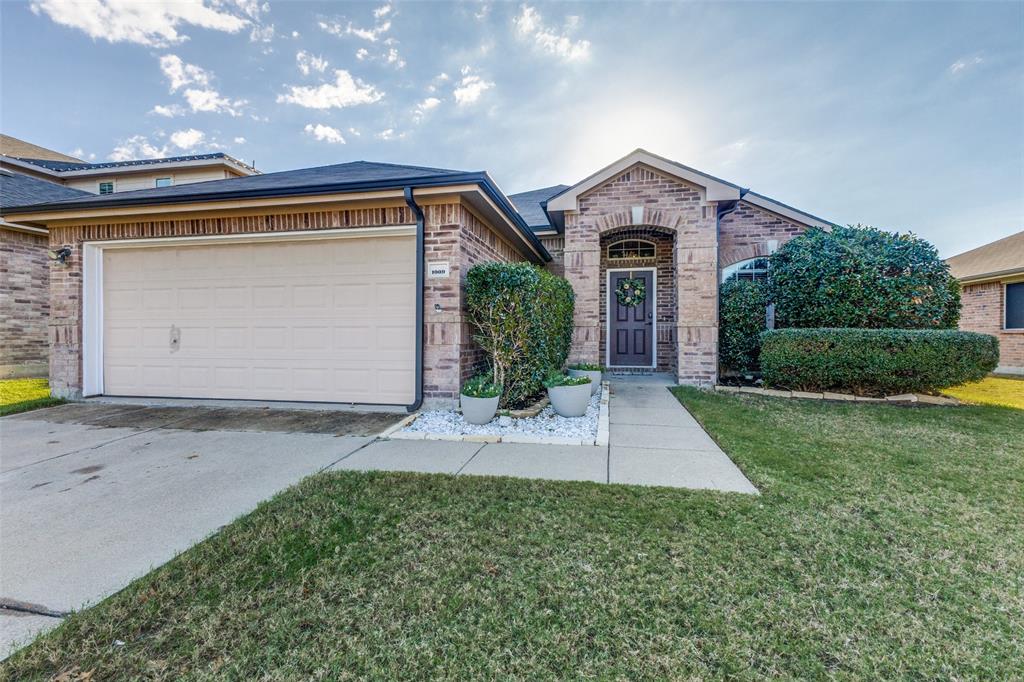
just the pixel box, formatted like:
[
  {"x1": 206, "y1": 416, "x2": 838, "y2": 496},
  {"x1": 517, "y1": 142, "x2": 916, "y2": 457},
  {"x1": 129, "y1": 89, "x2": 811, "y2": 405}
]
[
  {"x1": 465, "y1": 262, "x2": 574, "y2": 408},
  {"x1": 719, "y1": 278, "x2": 769, "y2": 374},
  {"x1": 760, "y1": 328, "x2": 999, "y2": 395},
  {"x1": 769, "y1": 225, "x2": 958, "y2": 329}
]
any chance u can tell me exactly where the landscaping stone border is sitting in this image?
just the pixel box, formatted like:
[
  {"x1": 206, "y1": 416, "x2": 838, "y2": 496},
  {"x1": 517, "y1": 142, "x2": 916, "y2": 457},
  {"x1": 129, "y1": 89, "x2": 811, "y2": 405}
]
[
  {"x1": 388, "y1": 382, "x2": 611, "y2": 446},
  {"x1": 714, "y1": 385, "x2": 960, "y2": 406}
]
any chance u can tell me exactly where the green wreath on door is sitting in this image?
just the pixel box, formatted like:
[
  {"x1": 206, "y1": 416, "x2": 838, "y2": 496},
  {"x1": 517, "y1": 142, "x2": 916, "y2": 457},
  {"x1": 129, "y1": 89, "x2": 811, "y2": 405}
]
[{"x1": 615, "y1": 277, "x2": 646, "y2": 308}]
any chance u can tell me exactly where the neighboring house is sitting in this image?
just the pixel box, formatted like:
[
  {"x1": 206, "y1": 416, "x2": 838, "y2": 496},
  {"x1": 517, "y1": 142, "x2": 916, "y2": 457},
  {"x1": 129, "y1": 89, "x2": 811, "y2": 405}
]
[
  {"x1": 4, "y1": 148, "x2": 833, "y2": 406},
  {"x1": 1, "y1": 134, "x2": 259, "y2": 195},
  {"x1": 946, "y1": 230, "x2": 1024, "y2": 375},
  {"x1": 0, "y1": 170, "x2": 91, "y2": 377}
]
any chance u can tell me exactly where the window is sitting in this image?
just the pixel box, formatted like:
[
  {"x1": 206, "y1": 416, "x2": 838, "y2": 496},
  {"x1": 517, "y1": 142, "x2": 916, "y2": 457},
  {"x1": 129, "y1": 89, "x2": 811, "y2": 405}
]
[
  {"x1": 608, "y1": 239, "x2": 655, "y2": 260},
  {"x1": 721, "y1": 257, "x2": 770, "y2": 283},
  {"x1": 98, "y1": 181, "x2": 114, "y2": 195},
  {"x1": 155, "y1": 177, "x2": 172, "y2": 188},
  {"x1": 1007, "y1": 282, "x2": 1024, "y2": 330}
]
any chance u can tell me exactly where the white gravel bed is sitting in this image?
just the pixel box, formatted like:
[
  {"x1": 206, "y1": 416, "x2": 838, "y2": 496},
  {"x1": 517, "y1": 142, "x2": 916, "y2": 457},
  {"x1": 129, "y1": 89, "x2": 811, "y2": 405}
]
[{"x1": 402, "y1": 392, "x2": 600, "y2": 440}]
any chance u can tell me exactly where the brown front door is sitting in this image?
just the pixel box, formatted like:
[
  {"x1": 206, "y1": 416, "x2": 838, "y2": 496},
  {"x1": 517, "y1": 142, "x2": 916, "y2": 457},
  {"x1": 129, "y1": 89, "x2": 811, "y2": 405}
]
[{"x1": 609, "y1": 270, "x2": 654, "y2": 367}]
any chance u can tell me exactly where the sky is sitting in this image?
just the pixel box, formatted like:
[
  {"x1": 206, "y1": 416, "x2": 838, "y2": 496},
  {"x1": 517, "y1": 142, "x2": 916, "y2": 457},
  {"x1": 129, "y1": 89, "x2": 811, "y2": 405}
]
[{"x1": 1, "y1": 1, "x2": 1021, "y2": 257}]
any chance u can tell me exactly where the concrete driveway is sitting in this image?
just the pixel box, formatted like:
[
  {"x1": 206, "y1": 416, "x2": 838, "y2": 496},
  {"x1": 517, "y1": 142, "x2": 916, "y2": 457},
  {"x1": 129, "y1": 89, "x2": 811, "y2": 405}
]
[{"x1": 0, "y1": 402, "x2": 400, "y2": 657}]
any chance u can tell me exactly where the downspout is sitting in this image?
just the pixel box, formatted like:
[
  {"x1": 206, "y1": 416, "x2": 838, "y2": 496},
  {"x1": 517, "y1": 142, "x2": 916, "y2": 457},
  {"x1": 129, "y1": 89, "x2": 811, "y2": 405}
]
[{"x1": 404, "y1": 186, "x2": 425, "y2": 412}]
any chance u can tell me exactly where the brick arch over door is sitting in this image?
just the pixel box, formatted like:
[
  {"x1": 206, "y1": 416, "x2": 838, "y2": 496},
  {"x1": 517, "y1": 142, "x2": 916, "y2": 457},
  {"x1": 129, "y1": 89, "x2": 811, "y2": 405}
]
[{"x1": 599, "y1": 226, "x2": 677, "y2": 372}]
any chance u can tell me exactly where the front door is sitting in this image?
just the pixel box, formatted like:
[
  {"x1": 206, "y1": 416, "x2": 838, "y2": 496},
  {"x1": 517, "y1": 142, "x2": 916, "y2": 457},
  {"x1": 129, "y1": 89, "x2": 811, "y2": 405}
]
[{"x1": 608, "y1": 270, "x2": 654, "y2": 367}]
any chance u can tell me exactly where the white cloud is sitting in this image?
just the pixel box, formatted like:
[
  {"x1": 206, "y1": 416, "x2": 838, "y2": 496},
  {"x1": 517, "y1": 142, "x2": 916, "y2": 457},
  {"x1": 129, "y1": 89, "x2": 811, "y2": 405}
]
[
  {"x1": 303, "y1": 123, "x2": 346, "y2": 144},
  {"x1": 183, "y1": 88, "x2": 247, "y2": 116},
  {"x1": 319, "y1": 17, "x2": 390, "y2": 42},
  {"x1": 70, "y1": 147, "x2": 96, "y2": 161},
  {"x1": 291, "y1": 30, "x2": 300, "y2": 38},
  {"x1": 513, "y1": 5, "x2": 591, "y2": 62},
  {"x1": 453, "y1": 67, "x2": 494, "y2": 106},
  {"x1": 296, "y1": 50, "x2": 328, "y2": 75},
  {"x1": 30, "y1": 0, "x2": 249, "y2": 47},
  {"x1": 250, "y1": 23, "x2": 274, "y2": 43},
  {"x1": 348, "y1": 127, "x2": 361, "y2": 137},
  {"x1": 277, "y1": 69, "x2": 383, "y2": 109},
  {"x1": 159, "y1": 54, "x2": 211, "y2": 92},
  {"x1": 376, "y1": 128, "x2": 405, "y2": 141},
  {"x1": 355, "y1": 47, "x2": 369, "y2": 60},
  {"x1": 414, "y1": 96, "x2": 441, "y2": 120},
  {"x1": 385, "y1": 47, "x2": 405, "y2": 68},
  {"x1": 170, "y1": 128, "x2": 206, "y2": 150},
  {"x1": 233, "y1": 136, "x2": 247, "y2": 144},
  {"x1": 949, "y1": 56, "x2": 984, "y2": 75},
  {"x1": 374, "y1": 4, "x2": 392, "y2": 19},
  {"x1": 150, "y1": 103, "x2": 185, "y2": 117},
  {"x1": 109, "y1": 135, "x2": 168, "y2": 161}
]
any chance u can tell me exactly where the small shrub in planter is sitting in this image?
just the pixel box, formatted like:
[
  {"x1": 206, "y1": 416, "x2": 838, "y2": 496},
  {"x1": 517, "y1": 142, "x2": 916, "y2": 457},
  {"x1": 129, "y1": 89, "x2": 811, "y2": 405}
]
[
  {"x1": 568, "y1": 363, "x2": 603, "y2": 395},
  {"x1": 544, "y1": 371, "x2": 592, "y2": 417},
  {"x1": 760, "y1": 328, "x2": 999, "y2": 396},
  {"x1": 459, "y1": 374, "x2": 502, "y2": 425}
]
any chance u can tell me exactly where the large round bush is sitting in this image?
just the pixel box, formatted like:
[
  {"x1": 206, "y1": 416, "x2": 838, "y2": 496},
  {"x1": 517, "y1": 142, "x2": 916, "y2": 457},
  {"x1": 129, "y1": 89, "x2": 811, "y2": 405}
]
[
  {"x1": 759, "y1": 328, "x2": 999, "y2": 396},
  {"x1": 465, "y1": 262, "x2": 574, "y2": 408},
  {"x1": 769, "y1": 225, "x2": 960, "y2": 329}
]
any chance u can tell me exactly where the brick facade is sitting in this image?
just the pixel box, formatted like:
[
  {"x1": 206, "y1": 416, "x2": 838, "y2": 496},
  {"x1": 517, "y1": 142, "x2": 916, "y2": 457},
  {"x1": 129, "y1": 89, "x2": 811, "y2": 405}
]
[
  {"x1": 1, "y1": 229, "x2": 50, "y2": 378},
  {"x1": 959, "y1": 281, "x2": 1024, "y2": 373},
  {"x1": 44, "y1": 200, "x2": 523, "y2": 403},
  {"x1": 719, "y1": 200, "x2": 806, "y2": 267}
]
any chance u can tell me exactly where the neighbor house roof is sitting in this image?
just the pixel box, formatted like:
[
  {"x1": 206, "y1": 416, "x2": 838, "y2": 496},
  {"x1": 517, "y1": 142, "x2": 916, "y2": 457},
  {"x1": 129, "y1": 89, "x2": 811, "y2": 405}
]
[
  {"x1": 4, "y1": 160, "x2": 551, "y2": 262},
  {"x1": 0, "y1": 134, "x2": 82, "y2": 163},
  {"x1": 0, "y1": 151, "x2": 259, "y2": 178},
  {"x1": 0, "y1": 168, "x2": 91, "y2": 210},
  {"x1": 508, "y1": 184, "x2": 570, "y2": 231},
  {"x1": 946, "y1": 230, "x2": 1024, "y2": 283}
]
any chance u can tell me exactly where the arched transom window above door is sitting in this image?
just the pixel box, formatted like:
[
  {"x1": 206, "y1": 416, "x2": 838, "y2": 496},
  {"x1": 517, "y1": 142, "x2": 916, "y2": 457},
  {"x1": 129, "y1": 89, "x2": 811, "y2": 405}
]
[
  {"x1": 721, "y1": 257, "x2": 770, "y2": 283},
  {"x1": 607, "y1": 238, "x2": 656, "y2": 260}
]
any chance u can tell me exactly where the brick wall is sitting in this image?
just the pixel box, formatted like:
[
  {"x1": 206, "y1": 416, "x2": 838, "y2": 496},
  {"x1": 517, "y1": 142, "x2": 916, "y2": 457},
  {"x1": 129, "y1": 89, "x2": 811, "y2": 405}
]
[
  {"x1": 959, "y1": 281, "x2": 1024, "y2": 373},
  {"x1": 539, "y1": 235, "x2": 564, "y2": 277},
  {"x1": 0, "y1": 229, "x2": 50, "y2": 378},
  {"x1": 718, "y1": 200, "x2": 806, "y2": 268},
  {"x1": 564, "y1": 163, "x2": 719, "y2": 385}
]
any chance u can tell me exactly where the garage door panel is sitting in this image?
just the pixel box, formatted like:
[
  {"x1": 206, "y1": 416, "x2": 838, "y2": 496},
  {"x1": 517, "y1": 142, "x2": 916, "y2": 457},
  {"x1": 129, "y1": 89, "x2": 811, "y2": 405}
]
[{"x1": 102, "y1": 235, "x2": 415, "y2": 403}]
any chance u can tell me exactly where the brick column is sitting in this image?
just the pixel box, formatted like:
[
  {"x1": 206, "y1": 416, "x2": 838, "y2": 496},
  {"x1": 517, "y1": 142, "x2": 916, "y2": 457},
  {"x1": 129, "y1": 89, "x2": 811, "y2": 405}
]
[
  {"x1": 676, "y1": 202, "x2": 719, "y2": 386},
  {"x1": 563, "y1": 212, "x2": 601, "y2": 364},
  {"x1": 48, "y1": 235, "x2": 83, "y2": 398}
]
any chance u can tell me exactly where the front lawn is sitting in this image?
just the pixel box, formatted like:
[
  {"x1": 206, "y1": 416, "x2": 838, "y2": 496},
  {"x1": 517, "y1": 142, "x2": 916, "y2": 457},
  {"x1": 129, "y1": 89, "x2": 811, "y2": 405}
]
[
  {"x1": 942, "y1": 375, "x2": 1024, "y2": 410},
  {"x1": 0, "y1": 378, "x2": 63, "y2": 416},
  {"x1": 4, "y1": 390, "x2": 1022, "y2": 679}
]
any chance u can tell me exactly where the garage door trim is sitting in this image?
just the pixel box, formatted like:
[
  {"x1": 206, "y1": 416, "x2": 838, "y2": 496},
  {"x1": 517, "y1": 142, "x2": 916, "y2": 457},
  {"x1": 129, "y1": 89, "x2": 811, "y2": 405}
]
[{"x1": 81, "y1": 225, "x2": 416, "y2": 398}]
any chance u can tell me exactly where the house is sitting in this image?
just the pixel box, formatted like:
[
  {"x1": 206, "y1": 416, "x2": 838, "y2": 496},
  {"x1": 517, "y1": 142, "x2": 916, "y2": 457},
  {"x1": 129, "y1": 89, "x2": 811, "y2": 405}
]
[
  {"x1": 0, "y1": 135, "x2": 262, "y2": 378},
  {"x1": 3, "y1": 148, "x2": 833, "y2": 406},
  {"x1": 946, "y1": 230, "x2": 1024, "y2": 375}
]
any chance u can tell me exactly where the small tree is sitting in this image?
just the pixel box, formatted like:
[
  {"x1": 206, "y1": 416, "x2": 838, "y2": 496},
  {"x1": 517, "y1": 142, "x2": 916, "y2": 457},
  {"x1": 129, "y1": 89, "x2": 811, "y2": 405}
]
[
  {"x1": 719, "y1": 278, "x2": 769, "y2": 375},
  {"x1": 769, "y1": 225, "x2": 958, "y2": 329}
]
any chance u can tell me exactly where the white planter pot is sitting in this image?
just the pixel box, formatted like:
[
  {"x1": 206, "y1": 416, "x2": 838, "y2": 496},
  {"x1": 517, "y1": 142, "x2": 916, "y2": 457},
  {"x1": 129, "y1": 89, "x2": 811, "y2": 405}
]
[
  {"x1": 547, "y1": 381, "x2": 592, "y2": 417},
  {"x1": 568, "y1": 369, "x2": 602, "y2": 395},
  {"x1": 460, "y1": 394, "x2": 499, "y2": 425}
]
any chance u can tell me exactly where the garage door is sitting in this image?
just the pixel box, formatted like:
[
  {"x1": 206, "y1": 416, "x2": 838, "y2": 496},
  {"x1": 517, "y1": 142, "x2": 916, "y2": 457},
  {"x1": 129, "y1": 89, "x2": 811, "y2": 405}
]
[{"x1": 101, "y1": 234, "x2": 415, "y2": 404}]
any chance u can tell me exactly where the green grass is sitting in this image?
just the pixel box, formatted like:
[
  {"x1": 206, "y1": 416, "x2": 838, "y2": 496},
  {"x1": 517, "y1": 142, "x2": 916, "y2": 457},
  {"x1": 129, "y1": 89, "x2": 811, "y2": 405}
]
[
  {"x1": 0, "y1": 378, "x2": 63, "y2": 416},
  {"x1": 942, "y1": 375, "x2": 1024, "y2": 410},
  {"x1": 3, "y1": 390, "x2": 1023, "y2": 680}
]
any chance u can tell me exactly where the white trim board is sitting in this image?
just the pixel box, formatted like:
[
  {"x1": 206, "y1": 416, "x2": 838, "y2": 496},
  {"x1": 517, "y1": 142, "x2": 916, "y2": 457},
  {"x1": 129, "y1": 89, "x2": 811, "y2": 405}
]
[
  {"x1": 80, "y1": 225, "x2": 416, "y2": 397},
  {"x1": 605, "y1": 266, "x2": 658, "y2": 369}
]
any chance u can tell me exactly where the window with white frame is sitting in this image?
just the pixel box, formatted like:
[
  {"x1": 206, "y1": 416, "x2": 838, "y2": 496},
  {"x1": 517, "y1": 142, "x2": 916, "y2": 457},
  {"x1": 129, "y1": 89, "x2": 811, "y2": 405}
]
[
  {"x1": 721, "y1": 257, "x2": 770, "y2": 283},
  {"x1": 1006, "y1": 282, "x2": 1024, "y2": 330},
  {"x1": 155, "y1": 177, "x2": 172, "y2": 188},
  {"x1": 98, "y1": 181, "x2": 114, "y2": 195},
  {"x1": 607, "y1": 238, "x2": 655, "y2": 260}
]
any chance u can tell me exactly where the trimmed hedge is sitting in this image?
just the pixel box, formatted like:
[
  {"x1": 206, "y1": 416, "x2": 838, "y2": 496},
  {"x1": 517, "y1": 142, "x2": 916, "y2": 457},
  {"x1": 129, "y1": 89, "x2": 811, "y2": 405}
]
[
  {"x1": 719, "y1": 278, "x2": 770, "y2": 374},
  {"x1": 465, "y1": 262, "x2": 575, "y2": 408},
  {"x1": 760, "y1": 328, "x2": 999, "y2": 396}
]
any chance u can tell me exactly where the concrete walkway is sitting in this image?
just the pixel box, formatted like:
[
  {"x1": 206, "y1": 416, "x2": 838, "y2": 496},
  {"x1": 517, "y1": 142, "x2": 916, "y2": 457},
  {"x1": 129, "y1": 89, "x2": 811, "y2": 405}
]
[{"x1": 332, "y1": 375, "x2": 757, "y2": 494}]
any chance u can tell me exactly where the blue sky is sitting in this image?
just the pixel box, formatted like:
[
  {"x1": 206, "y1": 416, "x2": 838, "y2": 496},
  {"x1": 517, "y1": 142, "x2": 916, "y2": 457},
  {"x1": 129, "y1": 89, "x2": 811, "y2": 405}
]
[{"x1": 1, "y1": 1, "x2": 1021, "y2": 256}]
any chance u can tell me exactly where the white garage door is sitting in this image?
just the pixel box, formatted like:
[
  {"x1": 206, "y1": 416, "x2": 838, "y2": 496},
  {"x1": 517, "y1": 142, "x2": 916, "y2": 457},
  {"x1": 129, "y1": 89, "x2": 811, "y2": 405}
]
[{"x1": 101, "y1": 234, "x2": 415, "y2": 404}]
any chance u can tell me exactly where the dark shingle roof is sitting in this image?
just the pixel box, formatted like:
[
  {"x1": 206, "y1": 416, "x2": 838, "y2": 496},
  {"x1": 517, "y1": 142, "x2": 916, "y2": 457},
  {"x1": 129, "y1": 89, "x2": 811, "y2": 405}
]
[
  {"x1": 508, "y1": 184, "x2": 570, "y2": 229},
  {"x1": 7, "y1": 160, "x2": 472, "y2": 212},
  {"x1": 11, "y1": 152, "x2": 246, "y2": 172},
  {"x1": 0, "y1": 170, "x2": 91, "y2": 210}
]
